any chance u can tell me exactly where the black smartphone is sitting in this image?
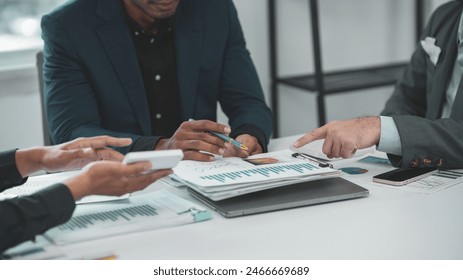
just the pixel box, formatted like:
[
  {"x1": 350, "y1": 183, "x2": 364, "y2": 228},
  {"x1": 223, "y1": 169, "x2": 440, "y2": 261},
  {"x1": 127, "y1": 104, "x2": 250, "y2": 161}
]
[{"x1": 372, "y1": 167, "x2": 437, "y2": 186}]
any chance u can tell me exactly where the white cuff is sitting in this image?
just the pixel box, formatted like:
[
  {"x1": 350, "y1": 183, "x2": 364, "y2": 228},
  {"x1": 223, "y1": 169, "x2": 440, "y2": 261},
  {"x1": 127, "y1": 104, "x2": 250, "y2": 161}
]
[{"x1": 377, "y1": 116, "x2": 403, "y2": 156}]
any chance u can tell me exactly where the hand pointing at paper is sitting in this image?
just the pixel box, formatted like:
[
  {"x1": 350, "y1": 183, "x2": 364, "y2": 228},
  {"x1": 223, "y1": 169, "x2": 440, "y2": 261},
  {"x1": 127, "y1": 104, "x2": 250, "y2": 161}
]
[{"x1": 292, "y1": 117, "x2": 381, "y2": 159}]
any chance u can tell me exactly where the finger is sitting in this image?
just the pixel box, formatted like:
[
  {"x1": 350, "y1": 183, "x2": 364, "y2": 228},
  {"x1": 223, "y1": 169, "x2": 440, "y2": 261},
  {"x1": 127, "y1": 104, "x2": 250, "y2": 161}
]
[
  {"x1": 237, "y1": 135, "x2": 262, "y2": 155},
  {"x1": 322, "y1": 138, "x2": 334, "y2": 158},
  {"x1": 195, "y1": 131, "x2": 228, "y2": 149},
  {"x1": 126, "y1": 169, "x2": 174, "y2": 193},
  {"x1": 292, "y1": 126, "x2": 328, "y2": 148},
  {"x1": 57, "y1": 148, "x2": 95, "y2": 166},
  {"x1": 331, "y1": 142, "x2": 342, "y2": 158},
  {"x1": 67, "y1": 136, "x2": 133, "y2": 150},
  {"x1": 340, "y1": 144, "x2": 357, "y2": 158},
  {"x1": 184, "y1": 120, "x2": 231, "y2": 134},
  {"x1": 234, "y1": 148, "x2": 250, "y2": 158},
  {"x1": 121, "y1": 161, "x2": 152, "y2": 175},
  {"x1": 94, "y1": 148, "x2": 125, "y2": 161},
  {"x1": 178, "y1": 139, "x2": 225, "y2": 156},
  {"x1": 182, "y1": 150, "x2": 215, "y2": 161}
]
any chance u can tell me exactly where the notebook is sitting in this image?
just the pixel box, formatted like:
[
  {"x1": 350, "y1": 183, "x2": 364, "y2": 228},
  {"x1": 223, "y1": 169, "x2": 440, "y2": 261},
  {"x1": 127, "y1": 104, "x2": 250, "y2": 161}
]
[{"x1": 187, "y1": 177, "x2": 369, "y2": 218}]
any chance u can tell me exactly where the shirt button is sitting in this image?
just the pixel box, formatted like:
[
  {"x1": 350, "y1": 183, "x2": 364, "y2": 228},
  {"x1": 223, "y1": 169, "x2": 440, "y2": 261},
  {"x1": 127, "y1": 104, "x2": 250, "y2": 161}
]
[
  {"x1": 150, "y1": 38, "x2": 155, "y2": 44},
  {"x1": 134, "y1": 31, "x2": 139, "y2": 36},
  {"x1": 409, "y1": 159, "x2": 419, "y2": 168},
  {"x1": 155, "y1": 113, "x2": 162, "y2": 119},
  {"x1": 155, "y1": 75, "x2": 161, "y2": 81}
]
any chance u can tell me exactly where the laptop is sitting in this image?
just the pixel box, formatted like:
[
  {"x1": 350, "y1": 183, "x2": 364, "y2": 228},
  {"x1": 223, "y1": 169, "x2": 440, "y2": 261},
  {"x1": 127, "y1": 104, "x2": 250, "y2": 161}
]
[{"x1": 187, "y1": 177, "x2": 369, "y2": 218}]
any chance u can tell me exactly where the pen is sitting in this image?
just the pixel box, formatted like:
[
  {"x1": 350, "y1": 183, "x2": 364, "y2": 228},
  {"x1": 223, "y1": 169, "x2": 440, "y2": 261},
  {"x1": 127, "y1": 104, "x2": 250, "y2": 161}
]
[
  {"x1": 208, "y1": 130, "x2": 249, "y2": 151},
  {"x1": 292, "y1": 152, "x2": 333, "y2": 168},
  {"x1": 188, "y1": 118, "x2": 249, "y2": 151}
]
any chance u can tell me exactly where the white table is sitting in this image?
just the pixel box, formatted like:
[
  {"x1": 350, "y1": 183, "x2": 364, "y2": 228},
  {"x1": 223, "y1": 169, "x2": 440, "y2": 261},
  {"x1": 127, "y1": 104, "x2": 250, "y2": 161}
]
[{"x1": 27, "y1": 136, "x2": 463, "y2": 259}]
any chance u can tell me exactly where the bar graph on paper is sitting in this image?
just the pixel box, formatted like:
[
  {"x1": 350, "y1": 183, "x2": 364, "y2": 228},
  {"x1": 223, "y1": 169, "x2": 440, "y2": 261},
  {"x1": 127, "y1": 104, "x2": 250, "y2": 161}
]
[
  {"x1": 200, "y1": 162, "x2": 319, "y2": 184},
  {"x1": 44, "y1": 190, "x2": 206, "y2": 245},
  {"x1": 173, "y1": 153, "x2": 339, "y2": 187},
  {"x1": 56, "y1": 205, "x2": 158, "y2": 231}
]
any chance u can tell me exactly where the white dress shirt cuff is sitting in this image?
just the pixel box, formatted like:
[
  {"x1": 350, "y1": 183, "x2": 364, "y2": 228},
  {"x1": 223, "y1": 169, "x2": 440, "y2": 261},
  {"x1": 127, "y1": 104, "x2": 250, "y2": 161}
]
[{"x1": 377, "y1": 116, "x2": 403, "y2": 156}]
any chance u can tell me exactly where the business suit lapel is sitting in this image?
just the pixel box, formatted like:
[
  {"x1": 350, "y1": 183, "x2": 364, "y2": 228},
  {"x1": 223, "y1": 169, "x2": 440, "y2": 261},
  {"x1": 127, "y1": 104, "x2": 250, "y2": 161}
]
[
  {"x1": 95, "y1": 0, "x2": 151, "y2": 135},
  {"x1": 174, "y1": 2, "x2": 203, "y2": 120},
  {"x1": 450, "y1": 71, "x2": 463, "y2": 119},
  {"x1": 428, "y1": 14, "x2": 460, "y2": 119}
]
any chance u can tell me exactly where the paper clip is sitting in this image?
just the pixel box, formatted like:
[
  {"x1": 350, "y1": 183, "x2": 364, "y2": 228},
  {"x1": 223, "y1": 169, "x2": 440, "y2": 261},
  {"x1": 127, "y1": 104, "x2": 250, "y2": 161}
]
[{"x1": 292, "y1": 153, "x2": 333, "y2": 168}]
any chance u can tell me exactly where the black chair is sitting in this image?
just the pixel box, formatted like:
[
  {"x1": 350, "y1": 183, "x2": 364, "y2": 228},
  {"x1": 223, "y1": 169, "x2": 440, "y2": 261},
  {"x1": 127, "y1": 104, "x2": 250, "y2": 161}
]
[{"x1": 36, "y1": 51, "x2": 53, "y2": 146}]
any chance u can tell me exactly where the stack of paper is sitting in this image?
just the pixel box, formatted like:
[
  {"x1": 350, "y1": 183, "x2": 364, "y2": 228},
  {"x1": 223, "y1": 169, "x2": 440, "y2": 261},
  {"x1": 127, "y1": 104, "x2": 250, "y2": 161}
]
[{"x1": 173, "y1": 149, "x2": 341, "y2": 200}]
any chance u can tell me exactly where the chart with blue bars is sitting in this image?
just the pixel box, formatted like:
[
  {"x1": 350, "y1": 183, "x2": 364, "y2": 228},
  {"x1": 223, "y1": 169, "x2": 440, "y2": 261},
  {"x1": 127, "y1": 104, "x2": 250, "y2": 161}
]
[
  {"x1": 200, "y1": 162, "x2": 319, "y2": 185},
  {"x1": 57, "y1": 205, "x2": 158, "y2": 231}
]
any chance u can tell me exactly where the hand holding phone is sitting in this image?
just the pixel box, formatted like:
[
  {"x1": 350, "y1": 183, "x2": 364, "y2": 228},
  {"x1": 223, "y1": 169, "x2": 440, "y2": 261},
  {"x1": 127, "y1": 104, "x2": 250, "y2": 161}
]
[
  {"x1": 372, "y1": 167, "x2": 436, "y2": 186},
  {"x1": 123, "y1": 150, "x2": 183, "y2": 172}
]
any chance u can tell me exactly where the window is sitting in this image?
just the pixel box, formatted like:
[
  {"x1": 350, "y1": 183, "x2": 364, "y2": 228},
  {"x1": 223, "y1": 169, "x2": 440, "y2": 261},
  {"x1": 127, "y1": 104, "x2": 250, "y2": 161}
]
[{"x1": 0, "y1": 0, "x2": 66, "y2": 68}]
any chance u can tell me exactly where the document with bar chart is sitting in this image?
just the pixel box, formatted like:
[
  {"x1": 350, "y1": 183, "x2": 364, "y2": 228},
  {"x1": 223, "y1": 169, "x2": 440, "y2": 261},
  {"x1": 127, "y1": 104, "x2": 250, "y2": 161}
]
[
  {"x1": 173, "y1": 149, "x2": 341, "y2": 200},
  {"x1": 44, "y1": 190, "x2": 211, "y2": 245}
]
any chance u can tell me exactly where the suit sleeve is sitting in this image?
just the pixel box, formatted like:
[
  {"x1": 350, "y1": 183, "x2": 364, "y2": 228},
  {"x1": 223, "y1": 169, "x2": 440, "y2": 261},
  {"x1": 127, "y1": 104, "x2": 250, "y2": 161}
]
[
  {"x1": 386, "y1": 116, "x2": 463, "y2": 168},
  {"x1": 218, "y1": 0, "x2": 273, "y2": 150},
  {"x1": 379, "y1": 8, "x2": 463, "y2": 168},
  {"x1": 0, "y1": 184, "x2": 75, "y2": 253},
  {"x1": 0, "y1": 150, "x2": 27, "y2": 192},
  {"x1": 41, "y1": 14, "x2": 157, "y2": 154},
  {"x1": 0, "y1": 151, "x2": 74, "y2": 252}
]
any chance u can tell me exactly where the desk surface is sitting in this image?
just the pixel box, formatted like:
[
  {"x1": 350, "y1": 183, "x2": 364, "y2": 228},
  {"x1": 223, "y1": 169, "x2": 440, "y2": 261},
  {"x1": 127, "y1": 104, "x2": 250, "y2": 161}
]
[{"x1": 36, "y1": 136, "x2": 463, "y2": 259}]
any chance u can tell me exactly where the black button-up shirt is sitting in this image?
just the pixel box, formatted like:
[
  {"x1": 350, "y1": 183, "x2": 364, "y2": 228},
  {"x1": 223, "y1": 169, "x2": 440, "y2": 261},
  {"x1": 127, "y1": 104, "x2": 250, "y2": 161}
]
[
  {"x1": 125, "y1": 14, "x2": 267, "y2": 152},
  {"x1": 126, "y1": 16, "x2": 182, "y2": 141}
]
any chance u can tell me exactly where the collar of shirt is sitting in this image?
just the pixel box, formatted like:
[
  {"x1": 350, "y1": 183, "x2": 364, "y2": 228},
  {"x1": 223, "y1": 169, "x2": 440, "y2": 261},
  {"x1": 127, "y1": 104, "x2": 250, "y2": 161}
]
[{"x1": 124, "y1": 12, "x2": 174, "y2": 42}]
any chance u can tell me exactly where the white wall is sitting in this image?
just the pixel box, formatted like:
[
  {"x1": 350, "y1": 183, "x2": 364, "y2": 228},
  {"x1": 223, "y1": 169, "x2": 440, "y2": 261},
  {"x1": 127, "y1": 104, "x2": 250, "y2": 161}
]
[{"x1": 0, "y1": 0, "x2": 451, "y2": 150}]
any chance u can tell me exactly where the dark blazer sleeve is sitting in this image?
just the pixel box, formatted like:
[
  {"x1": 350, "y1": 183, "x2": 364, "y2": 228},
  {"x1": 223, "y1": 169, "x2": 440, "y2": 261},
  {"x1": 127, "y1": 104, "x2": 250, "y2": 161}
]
[
  {"x1": 217, "y1": 1, "x2": 273, "y2": 150},
  {"x1": 0, "y1": 184, "x2": 75, "y2": 252},
  {"x1": 41, "y1": 13, "x2": 159, "y2": 154},
  {"x1": 0, "y1": 150, "x2": 26, "y2": 191},
  {"x1": 0, "y1": 151, "x2": 75, "y2": 252},
  {"x1": 381, "y1": 2, "x2": 463, "y2": 168}
]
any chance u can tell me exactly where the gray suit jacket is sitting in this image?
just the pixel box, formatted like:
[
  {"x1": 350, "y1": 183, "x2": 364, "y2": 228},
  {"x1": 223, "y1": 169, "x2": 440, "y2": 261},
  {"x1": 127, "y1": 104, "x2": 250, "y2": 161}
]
[{"x1": 382, "y1": 0, "x2": 463, "y2": 168}]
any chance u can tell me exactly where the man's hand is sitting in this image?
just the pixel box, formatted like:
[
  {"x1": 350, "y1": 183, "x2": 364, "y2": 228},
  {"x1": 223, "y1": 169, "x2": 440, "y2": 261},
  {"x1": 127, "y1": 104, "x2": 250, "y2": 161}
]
[
  {"x1": 16, "y1": 136, "x2": 132, "y2": 177},
  {"x1": 155, "y1": 120, "x2": 231, "y2": 161},
  {"x1": 292, "y1": 117, "x2": 381, "y2": 159},
  {"x1": 64, "y1": 161, "x2": 172, "y2": 200},
  {"x1": 223, "y1": 134, "x2": 263, "y2": 158}
]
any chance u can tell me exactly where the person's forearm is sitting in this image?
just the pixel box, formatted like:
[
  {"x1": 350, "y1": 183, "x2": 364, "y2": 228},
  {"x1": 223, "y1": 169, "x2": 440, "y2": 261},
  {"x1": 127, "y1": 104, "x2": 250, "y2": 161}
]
[{"x1": 15, "y1": 147, "x2": 48, "y2": 178}]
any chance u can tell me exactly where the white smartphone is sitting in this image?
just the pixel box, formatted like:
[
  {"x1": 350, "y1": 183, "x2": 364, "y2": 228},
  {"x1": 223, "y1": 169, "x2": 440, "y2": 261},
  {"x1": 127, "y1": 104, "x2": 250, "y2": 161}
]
[{"x1": 123, "y1": 150, "x2": 184, "y2": 172}]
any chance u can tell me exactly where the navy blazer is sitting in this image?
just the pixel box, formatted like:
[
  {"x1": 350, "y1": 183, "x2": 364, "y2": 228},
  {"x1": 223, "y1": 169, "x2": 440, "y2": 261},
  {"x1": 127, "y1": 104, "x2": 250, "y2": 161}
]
[
  {"x1": 41, "y1": 0, "x2": 272, "y2": 153},
  {"x1": 382, "y1": 0, "x2": 463, "y2": 168}
]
